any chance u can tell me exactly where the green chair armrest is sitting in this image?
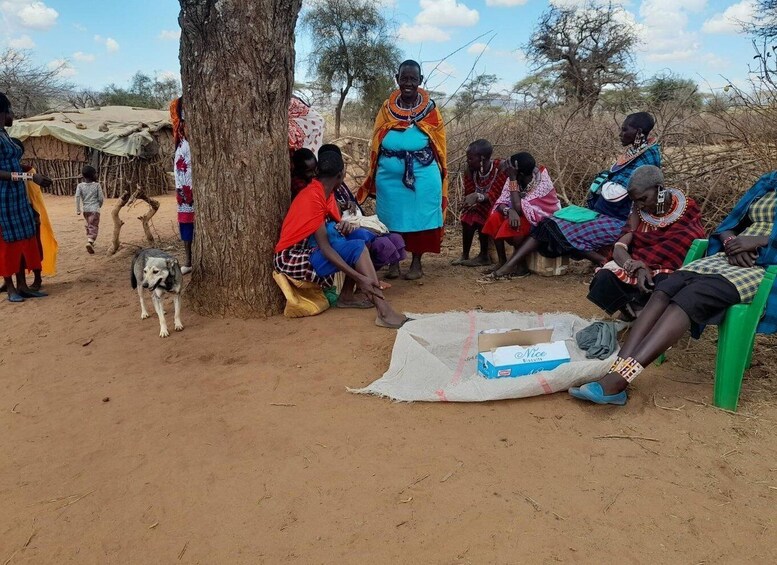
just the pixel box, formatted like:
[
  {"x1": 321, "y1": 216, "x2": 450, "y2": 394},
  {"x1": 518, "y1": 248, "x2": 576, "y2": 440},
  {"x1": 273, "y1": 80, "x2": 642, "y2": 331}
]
[{"x1": 681, "y1": 239, "x2": 709, "y2": 266}]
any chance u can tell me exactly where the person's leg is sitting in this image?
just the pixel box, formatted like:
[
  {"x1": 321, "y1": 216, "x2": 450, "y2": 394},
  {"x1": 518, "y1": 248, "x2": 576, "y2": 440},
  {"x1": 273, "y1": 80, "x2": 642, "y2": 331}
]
[
  {"x1": 31, "y1": 226, "x2": 43, "y2": 290},
  {"x1": 494, "y1": 237, "x2": 540, "y2": 277},
  {"x1": 587, "y1": 270, "x2": 639, "y2": 317},
  {"x1": 596, "y1": 302, "x2": 690, "y2": 395},
  {"x1": 352, "y1": 249, "x2": 406, "y2": 326},
  {"x1": 4, "y1": 275, "x2": 22, "y2": 302},
  {"x1": 405, "y1": 253, "x2": 424, "y2": 280},
  {"x1": 84, "y1": 212, "x2": 95, "y2": 253},
  {"x1": 461, "y1": 226, "x2": 491, "y2": 266},
  {"x1": 184, "y1": 240, "x2": 193, "y2": 268},
  {"x1": 453, "y1": 222, "x2": 476, "y2": 265}
]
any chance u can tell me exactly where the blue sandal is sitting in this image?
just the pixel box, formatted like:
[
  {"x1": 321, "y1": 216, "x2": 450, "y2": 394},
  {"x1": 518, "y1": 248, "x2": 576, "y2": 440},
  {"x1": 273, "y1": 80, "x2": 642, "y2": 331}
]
[
  {"x1": 19, "y1": 289, "x2": 47, "y2": 298},
  {"x1": 7, "y1": 293, "x2": 24, "y2": 303},
  {"x1": 569, "y1": 382, "x2": 627, "y2": 406}
]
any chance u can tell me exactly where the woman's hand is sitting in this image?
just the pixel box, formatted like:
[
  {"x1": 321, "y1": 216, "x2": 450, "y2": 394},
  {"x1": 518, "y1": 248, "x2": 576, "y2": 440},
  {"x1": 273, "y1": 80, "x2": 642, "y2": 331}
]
[
  {"x1": 463, "y1": 193, "x2": 480, "y2": 207},
  {"x1": 725, "y1": 235, "x2": 767, "y2": 255},
  {"x1": 727, "y1": 250, "x2": 757, "y2": 268},
  {"x1": 623, "y1": 259, "x2": 646, "y2": 276},
  {"x1": 635, "y1": 268, "x2": 654, "y2": 293},
  {"x1": 357, "y1": 275, "x2": 384, "y2": 301},
  {"x1": 336, "y1": 220, "x2": 356, "y2": 236},
  {"x1": 498, "y1": 159, "x2": 517, "y2": 179},
  {"x1": 33, "y1": 173, "x2": 52, "y2": 188},
  {"x1": 507, "y1": 208, "x2": 521, "y2": 229}
]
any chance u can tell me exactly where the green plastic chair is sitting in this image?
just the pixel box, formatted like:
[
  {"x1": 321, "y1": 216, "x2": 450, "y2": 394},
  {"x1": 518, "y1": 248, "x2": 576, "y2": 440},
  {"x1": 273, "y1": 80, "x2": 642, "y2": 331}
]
[{"x1": 656, "y1": 239, "x2": 777, "y2": 411}]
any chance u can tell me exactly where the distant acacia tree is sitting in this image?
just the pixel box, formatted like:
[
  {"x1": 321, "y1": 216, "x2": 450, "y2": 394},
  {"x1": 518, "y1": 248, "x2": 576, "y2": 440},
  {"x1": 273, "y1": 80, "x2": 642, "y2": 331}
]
[
  {"x1": 301, "y1": 0, "x2": 401, "y2": 137},
  {"x1": 512, "y1": 73, "x2": 562, "y2": 109},
  {"x1": 526, "y1": 3, "x2": 637, "y2": 116},
  {"x1": 101, "y1": 71, "x2": 181, "y2": 109},
  {"x1": 453, "y1": 73, "x2": 499, "y2": 120},
  {"x1": 0, "y1": 49, "x2": 73, "y2": 117},
  {"x1": 645, "y1": 73, "x2": 701, "y2": 111}
]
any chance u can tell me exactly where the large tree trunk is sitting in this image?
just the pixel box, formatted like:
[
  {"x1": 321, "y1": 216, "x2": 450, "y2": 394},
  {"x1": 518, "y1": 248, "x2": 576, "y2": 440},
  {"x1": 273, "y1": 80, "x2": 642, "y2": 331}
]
[{"x1": 178, "y1": 0, "x2": 302, "y2": 317}]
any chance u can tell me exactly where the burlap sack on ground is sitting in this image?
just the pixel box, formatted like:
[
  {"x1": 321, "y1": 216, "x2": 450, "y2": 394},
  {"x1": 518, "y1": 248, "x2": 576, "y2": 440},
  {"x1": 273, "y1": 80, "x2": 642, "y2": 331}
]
[{"x1": 349, "y1": 310, "x2": 618, "y2": 402}]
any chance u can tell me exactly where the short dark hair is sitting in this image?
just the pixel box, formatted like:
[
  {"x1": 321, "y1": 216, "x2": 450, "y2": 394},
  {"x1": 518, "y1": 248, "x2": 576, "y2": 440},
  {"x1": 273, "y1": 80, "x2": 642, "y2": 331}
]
[
  {"x1": 318, "y1": 144, "x2": 341, "y2": 158},
  {"x1": 510, "y1": 152, "x2": 536, "y2": 176},
  {"x1": 468, "y1": 139, "x2": 493, "y2": 158},
  {"x1": 291, "y1": 148, "x2": 316, "y2": 172},
  {"x1": 10, "y1": 137, "x2": 24, "y2": 154},
  {"x1": 398, "y1": 59, "x2": 422, "y2": 75},
  {"x1": 318, "y1": 151, "x2": 344, "y2": 178},
  {"x1": 82, "y1": 165, "x2": 98, "y2": 181},
  {"x1": 0, "y1": 92, "x2": 9, "y2": 114},
  {"x1": 626, "y1": 112, "x2": 655, "y2": 135}
]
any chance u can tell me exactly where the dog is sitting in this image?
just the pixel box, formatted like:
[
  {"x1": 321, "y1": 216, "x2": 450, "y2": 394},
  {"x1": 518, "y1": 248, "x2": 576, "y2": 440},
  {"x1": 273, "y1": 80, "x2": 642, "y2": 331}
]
[{"x1": 130, "y1": 249, "x2": 184, "y2": 338}]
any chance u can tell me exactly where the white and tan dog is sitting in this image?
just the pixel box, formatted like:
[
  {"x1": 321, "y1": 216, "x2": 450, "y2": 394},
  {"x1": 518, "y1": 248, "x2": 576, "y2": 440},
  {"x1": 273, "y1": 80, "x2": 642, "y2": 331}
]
[{"x1": 130, "y1": 249, "x2": 184, "y2": 337}]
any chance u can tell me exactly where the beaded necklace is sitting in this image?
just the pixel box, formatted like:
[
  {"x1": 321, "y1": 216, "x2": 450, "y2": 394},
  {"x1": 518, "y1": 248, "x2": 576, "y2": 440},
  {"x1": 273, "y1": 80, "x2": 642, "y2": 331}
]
[
  {"x1": 639, "y1": 188, "x2": 687, "y2": 229},
  {"x1": 387, "y1": 89, "x2": 433, "y2": 123},
  {"x1": 474, "y1": 162, "x2": 496, "y2": 192}
]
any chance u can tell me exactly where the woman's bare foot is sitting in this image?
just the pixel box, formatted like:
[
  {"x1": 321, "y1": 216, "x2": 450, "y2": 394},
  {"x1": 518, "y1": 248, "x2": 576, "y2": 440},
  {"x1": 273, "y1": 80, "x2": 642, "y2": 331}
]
[
  {"x1": 375, "y1": 311, "x2": 409, "y2": 328},
  {"x1": 460, "y1": 255, "x2": 491, "y2": 267},
  {"x1": 404, "y1": 266, "x2": 423, "y2": 280},
  {"x1": 451, "y1": 256, "x2": 467, "y2": 266},
  {"x1": 385, "y1": 263, "x2": 400, "y2": 279}
]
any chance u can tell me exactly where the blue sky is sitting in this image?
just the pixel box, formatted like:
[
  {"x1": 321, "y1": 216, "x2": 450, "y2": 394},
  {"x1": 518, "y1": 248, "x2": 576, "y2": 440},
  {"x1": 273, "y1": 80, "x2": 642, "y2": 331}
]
[{"x1": 0, "y1": 0, "x2": 762, "y2": 96}]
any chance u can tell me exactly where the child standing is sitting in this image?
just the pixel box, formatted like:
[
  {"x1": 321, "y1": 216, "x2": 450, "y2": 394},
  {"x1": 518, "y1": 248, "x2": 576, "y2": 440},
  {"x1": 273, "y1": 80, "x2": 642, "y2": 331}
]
[{"x1": 75, "y1": 165, "x2": 104, "y2": 254}]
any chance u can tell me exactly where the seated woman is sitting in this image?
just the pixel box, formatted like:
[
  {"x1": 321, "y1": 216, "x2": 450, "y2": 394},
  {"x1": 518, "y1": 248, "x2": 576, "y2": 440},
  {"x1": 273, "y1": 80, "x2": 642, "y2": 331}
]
[
  {"x1": 486, "y1": 112, "x2": 661, "y2": 280},
  {"x1": 587, "y1": 165, "x2": 704, "y2": 321},
  {"x1": 570, "y1": 170, "x2": 777, "y2": 406},
  {"x1": 480, "y1": 152, "x2": 560, "y2": 277},
  {"x1": 290, "y1": 148, "x2": 317, "y2": 199},
  {"x1": 274, "y1": 151, "x2": 408, "y2": 329},
  {"x1": 453, "y1": 139, "x2": 508, "y2": 267},
  {"x1": 318, "y1": 144, "x2": 406, "y2": 274}
]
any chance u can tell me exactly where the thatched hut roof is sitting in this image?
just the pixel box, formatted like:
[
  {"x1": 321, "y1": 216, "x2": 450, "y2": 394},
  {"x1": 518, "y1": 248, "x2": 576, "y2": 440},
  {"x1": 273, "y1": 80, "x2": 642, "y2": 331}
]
[{"x1": 8, "y1": 106, "x2": 171, "y2": 158}]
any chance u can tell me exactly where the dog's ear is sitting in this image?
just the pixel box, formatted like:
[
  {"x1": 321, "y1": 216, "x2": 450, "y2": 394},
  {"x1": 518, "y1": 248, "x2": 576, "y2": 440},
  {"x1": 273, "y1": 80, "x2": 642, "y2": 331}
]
[{"x1": 166, "y1": 257, "x2": 179, "y2": 270}]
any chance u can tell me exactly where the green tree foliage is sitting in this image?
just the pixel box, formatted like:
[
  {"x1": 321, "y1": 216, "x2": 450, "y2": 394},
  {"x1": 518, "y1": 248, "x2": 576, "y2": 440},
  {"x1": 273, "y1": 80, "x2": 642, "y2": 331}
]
[
  {"x1": 645, "y1": 73, "x2": 701, "y2": 110},
  {"x1": 301, "y1": 0, "x2": 401, "y2": 137},
  {"x1": 100, "y1": 72, "x2": 181, "y2": 109},
  {"x1": 453, "y1": 73, "x2": 499, "y2": 120},
  {"x1": 512, "y1": 72, "x2": 562, "y2": 109},
  {"x1": 526, "y1": 2, "x2": 637, "y2": 116}
]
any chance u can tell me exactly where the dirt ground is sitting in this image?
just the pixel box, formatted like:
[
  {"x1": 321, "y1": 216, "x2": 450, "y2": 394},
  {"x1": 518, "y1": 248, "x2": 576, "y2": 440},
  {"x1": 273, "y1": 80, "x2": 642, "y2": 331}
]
[{"x1": 3, "y1": 194, "x2": 777, "y2": 564}]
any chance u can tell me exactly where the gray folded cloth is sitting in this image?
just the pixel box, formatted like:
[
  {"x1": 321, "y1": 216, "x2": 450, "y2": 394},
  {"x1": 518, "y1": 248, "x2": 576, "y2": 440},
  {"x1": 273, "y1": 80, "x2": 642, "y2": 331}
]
[{"x1": 575, "y1": 321, "x2": 619, "y2": 360}]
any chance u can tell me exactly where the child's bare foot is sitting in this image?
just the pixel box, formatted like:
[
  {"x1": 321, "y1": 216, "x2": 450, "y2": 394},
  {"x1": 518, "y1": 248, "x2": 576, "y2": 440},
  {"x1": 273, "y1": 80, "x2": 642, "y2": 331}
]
[{"x1": 460, "y1": 255, "x2": 491, "y2": 267}]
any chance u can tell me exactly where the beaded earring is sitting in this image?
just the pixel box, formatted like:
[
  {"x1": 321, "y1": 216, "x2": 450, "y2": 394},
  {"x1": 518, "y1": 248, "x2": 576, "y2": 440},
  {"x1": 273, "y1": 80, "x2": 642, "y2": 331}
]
[
  {"x1": 656, "y1": 185, "x2": 667, "y2": 215},
  {"x1": 633, "y1": 131, "x2": 645, "y2": 148}
]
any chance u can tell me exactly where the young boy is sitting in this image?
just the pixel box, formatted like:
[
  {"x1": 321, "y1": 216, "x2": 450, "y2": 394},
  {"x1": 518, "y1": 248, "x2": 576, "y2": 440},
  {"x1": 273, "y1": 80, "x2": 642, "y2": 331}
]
[
  {"x1": 453, "y1": 139, "x2": 508, "y2": 267},
  {"x1": 75, "y1": 165, "x2": 105, "y2": 254}
]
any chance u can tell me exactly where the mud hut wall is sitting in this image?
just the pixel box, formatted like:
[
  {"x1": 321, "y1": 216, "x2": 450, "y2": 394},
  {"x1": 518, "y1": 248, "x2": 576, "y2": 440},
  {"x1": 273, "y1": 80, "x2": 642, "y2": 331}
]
[{"x1": 20, "y1": 136, "x2": 173, "y2": 198}]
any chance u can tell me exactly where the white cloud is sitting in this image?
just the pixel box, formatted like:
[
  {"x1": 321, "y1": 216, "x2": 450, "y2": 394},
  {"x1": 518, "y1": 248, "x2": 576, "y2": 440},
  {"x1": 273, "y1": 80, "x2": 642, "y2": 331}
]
[
  {"x1": 73, "y1": 23, "x2": 86, "y2": 32},
  {"x1": 94, "y1": 35, "x2": 119, "y2": 52},
  {"x1": 638, "y1": 0, "x2": 706, "y2": 63},
  {"x1": 415, "y1": 0, "x2": 479, "y2": 27},
  {"x1": 47, "y1": 58, "x2": 76, "y2": 78},
  {"x1": 398, "y1": 23, "x2": 451, "y2": 42},
  {"x1": 486, "y1": 0, "x2": 528, "y2": 5},
  {"x1": 0, "y1": 0, "x2": 58, "y2": 30},
  {"x1": 8, "y1": 34, "x2": 34, "y2": 49},
  {"x1": 159, "y1": 29, "x2": 181, "y2": 40},
  {"x1": 467, "y1": 42, "x2": 490, "y2": 55},
  {"x1": 702, "y1": 52, "x2": 731, "y2": 69},
  {"x1": 702, "y1": 0, "x2": 756, "y2": 34},
  {"x1": 72, "y1": 51, "x2": 95, "y2": 62}
]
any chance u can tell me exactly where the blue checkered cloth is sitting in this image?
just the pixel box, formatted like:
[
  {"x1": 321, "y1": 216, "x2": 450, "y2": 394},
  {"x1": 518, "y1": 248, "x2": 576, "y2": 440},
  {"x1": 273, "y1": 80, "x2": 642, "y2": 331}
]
[{"x1": 0, "y1": 132, "x2": 36, "y2": 243}]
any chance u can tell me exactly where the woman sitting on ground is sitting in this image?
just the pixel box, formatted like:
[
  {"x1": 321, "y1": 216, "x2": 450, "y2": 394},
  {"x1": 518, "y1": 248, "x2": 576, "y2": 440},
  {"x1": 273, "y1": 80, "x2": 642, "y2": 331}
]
[
  {"x1": 486, "y1": 112, "x2": 661, "y2": 280},
  {"x1": 274, "y1": 150, "x2": 408, "y2": 329},
  {"x1": 587, "y1": 165, "x2": 704, "y2": 321},
  {"x1": 480, "y1": 152, "x2": 560, "y2": 277},
  {"x1": 570, "y1": 170, "x2": 777, "y2": 406}
]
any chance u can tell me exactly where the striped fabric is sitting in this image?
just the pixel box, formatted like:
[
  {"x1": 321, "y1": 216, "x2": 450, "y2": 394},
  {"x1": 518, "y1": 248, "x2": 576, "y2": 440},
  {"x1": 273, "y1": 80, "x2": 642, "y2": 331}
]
[
  {"x1": 273, "y1": 243, "x2": 334, "y2": 288},
  {"x1": 700, "y1": 172, "x2": 777, "y2": 333},
  {"x1": 0, "y1": 132, "x2": 37, "y2": 243},
  {"x1": 555, "y1": 215, "x2": 626, "y2": 252}
]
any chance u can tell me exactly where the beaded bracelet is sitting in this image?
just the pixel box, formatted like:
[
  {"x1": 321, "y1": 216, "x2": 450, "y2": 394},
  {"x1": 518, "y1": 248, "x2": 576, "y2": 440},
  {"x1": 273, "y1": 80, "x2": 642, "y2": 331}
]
[
  {"x1": 614, "y1": 241, "x2": 628, "y2": 250},
  {"x1": 10, "y1": 172, "x2": 32, "y2": 182},
  {"x1": 508, "y1": 179, "x2": 519, "y2": 192}
]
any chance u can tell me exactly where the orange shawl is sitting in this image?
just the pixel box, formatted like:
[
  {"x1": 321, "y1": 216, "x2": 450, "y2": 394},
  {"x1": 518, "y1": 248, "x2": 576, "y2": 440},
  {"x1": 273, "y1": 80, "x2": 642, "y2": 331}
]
[{"x1": 356, "y1": 88, "x2": 448, "y2": 213}]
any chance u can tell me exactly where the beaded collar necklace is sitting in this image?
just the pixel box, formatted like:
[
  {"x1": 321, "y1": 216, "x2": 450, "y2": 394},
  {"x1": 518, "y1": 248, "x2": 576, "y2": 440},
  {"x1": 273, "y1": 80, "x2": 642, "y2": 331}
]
[
  {"x1": 639, "y1": 188, "x2": 686, "y2": 228},
  {"x1": 387, "y1": 89, "x2": 433, "y2": 123}
]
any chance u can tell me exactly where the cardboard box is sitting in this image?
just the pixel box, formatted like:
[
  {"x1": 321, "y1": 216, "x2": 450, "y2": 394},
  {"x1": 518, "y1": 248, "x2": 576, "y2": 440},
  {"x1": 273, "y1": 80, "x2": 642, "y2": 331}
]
[
  {"x1": 477, "y1": 327, "x2": 571, "y2": 379},
  {"x1": 528, "y1": 252, "x2": 569, "y2": 277}
]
